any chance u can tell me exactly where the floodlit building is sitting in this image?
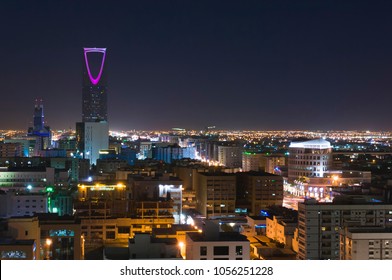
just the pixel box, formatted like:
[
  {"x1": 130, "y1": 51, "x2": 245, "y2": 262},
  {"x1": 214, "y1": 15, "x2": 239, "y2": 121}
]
[
  {"x1": 76, "y1": 48, "x2": 109, "y2": 165},
  {"x1": 288, "y1": 138, "x2": 333, "y2": 182},
  {"x1": 266, "y1": 215, "x2": 297, "y2": 249},
  {"x1": 75, "y1": 181, "x2": 128, "y2": 218}
]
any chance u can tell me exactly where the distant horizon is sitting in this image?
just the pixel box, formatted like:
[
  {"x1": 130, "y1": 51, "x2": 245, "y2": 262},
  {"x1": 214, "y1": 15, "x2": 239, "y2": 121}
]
[
  {"x1": 2, "y1": 1, "x2": 392, "y2": 130},
  {"x1": 1, "y1": 126, "x2": 392, "y2": 134}
]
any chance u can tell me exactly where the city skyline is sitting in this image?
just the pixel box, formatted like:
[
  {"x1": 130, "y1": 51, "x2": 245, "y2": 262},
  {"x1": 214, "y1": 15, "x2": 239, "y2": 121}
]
[{"x1": 1, "y1": 0, "x2": 392, "y2": 131}]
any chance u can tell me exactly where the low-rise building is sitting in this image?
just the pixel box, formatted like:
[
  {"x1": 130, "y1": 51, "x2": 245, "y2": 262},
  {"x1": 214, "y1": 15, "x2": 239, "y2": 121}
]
[{"x1": 185, "y1": 220, "x2": 250, "y2": 260}]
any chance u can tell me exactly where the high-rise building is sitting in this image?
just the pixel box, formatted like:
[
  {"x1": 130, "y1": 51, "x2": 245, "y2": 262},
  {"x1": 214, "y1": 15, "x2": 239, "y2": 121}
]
[
  {"x1": 82, "y1": 48, "x2": 107, "y2": 122},
  {"x1": 27, "y1": 99, "x2": 51, "y2": 153},
  {"x1": 77, "y1": 48, "x2": 109, "y2": 165}
]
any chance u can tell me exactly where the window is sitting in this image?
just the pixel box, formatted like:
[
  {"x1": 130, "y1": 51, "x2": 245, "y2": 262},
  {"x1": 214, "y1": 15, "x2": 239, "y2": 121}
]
[
  {"x1": 25, "y1": 231, "x2": 28, "y2": 236},
  {"x1": 106, "y1": 231, "x2": 115, "y2": 239},
  {"x1": 213, "y1": 246, "x2": 229, "y2": 255},
  {"x1": 236, "y1": 246, "x2": 243, "y2": 255},
  {"x1": 117, "y1": 227, "x2": 130, "y2": 234},
  {"x1": 200, "y1": 246, "x2": 207, "y2": 256}
]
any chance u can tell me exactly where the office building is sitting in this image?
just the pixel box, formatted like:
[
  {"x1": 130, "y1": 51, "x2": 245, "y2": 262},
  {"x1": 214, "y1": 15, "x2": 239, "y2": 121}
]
[
  {"x1": 76, "y1": 121, "x2": 109, "y2": 166},
  {"x1": 77, "y1": 48, "x2": 109, "y2": 165},
  {"x1": 218, "y1": 145, "x2": 243, "y2": 168},
  {"x1": 288, "y1": 138, "x2": 333, "y2": 182},
  {"x1": 194, "y1": 172, "x2": 236, "y2": 218},
  {"x1": 237, "y1": 171, "x2": 284, "y2": 215},
  {"x1": 82, "y1": 48, "x2": 107, "y2": 122},
  {"x1": 27, "y1": 100, "x2": 51, "y2": 154},
  {"x1": 242, "y1": 152, "x2": 263, "y2": 172}
]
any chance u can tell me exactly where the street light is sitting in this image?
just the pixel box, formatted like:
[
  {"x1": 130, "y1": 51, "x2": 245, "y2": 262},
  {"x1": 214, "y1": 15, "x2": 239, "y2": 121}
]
[{"x1": 45, "y1": 238, "x2": 52, "y2": 260}]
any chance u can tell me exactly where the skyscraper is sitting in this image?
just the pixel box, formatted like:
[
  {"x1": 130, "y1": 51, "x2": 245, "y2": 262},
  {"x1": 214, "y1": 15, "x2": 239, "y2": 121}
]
[
  {"x1": 77, "y1": 48, "x2": 109, "y2": 165},
  {"x1": 82, "y1": 48, "x2": 108, "y2": 122},
  {"x1": 27, "y1": 99, "x2": 51, "y2": 153}
]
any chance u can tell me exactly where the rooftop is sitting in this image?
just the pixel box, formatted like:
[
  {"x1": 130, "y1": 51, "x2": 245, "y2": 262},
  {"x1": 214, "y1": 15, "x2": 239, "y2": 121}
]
[
  {"x1": 289, "y1": 138, "x2": 331, "y2": 149},
  {"x1": 187, "y1": 231, "x2": 249, "y2": 242}
]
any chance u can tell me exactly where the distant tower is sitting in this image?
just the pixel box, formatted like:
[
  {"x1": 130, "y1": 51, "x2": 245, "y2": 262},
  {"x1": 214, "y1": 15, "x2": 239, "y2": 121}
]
[
  {"x1": 77, "y1": 48, "x2": 109, "y2": 166},
  {"x1": 28, "y1": 99, "x2": 51, "y2": 153},
  {"x1": 82, "y1": 48, "x2": 108, "y2": 122},
  {"x1": 33, "y1": 99, "x2": 45, "y2": 133}
]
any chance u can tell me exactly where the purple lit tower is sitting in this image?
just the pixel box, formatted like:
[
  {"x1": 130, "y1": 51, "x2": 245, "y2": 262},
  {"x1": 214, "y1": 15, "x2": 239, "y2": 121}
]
[
  {"x1": 77, "y1": 48, "x2": 109, "y2": 166},
  {"x1": 82, "y1": 48, "x2": 107, "y2": 122}
]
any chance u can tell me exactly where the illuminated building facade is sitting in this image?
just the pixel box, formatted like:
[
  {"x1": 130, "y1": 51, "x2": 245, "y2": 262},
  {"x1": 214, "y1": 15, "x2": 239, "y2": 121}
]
[
  {"x1": 76, "y1": 120, "x2": 109, "y2": 165},
  {"x1": 75, "y1": 182, "x2": 128, "y2": 218},
  {"x1": 0, "y1": 167, "x2": 55, "y2": 191},
  {"x1": 288, "y1": 138, "x2": 333, "y2": 182},
  {"x1": 82, "y1": 48, "x2": 107, "y2": 122},
  {"x1": 128, "y1": 175, "x2": 183, "y2": 223},
  {"x1": 27, "y1": 100, "x2": 51, "y2": 153},
  {"x1": 3, "y1": 215, "x2": 83, "y2": 260},
  {"x1": 77, "y1": 48, "x2": 109, "y2": 165}
]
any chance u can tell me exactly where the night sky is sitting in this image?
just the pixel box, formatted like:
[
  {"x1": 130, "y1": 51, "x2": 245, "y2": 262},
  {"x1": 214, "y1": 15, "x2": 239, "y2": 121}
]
[{"x1": 1, "y1": 0, "x2": 392, "y2": 131}]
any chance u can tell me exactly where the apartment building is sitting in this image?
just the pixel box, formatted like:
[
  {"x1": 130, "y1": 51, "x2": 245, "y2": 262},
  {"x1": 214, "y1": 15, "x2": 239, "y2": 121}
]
[{"x1": 297, "y1": 197, "x2": 392, "y2": 259}]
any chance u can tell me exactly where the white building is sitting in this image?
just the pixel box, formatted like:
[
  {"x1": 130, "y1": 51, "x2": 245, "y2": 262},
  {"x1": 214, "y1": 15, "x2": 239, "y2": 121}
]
[
  {"x1": 76, "y1": 121, "x2": 109, "y2": 165},
  {"x1": 288, "y1": 138, "x2": 333, "y2": 182},
  {"x1": 185, "y1": 220, "x2": 250, "y2": 260}
]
